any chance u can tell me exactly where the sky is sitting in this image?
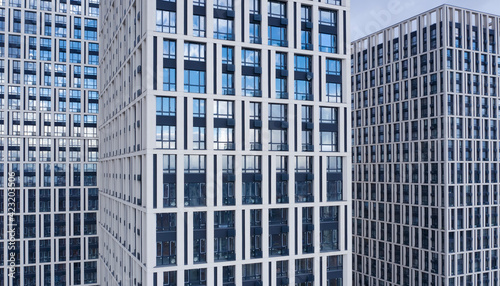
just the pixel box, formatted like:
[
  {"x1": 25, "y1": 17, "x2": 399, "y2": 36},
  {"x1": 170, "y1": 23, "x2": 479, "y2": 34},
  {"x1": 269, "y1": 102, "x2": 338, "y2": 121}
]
[{"x1": 351, "y1": 0, "x2": 500, "y2": 40}]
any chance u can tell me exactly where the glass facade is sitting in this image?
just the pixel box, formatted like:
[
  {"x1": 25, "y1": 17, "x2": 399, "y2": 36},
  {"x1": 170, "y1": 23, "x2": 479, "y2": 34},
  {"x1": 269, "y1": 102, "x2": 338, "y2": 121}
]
[
  {"x1": 100, "y1": 0, "x2": 350, "y2": 285},
  {"x1": 352, "y1": 5, "x2": 500, "y2": 286},
  {"x1": 0, "y1": 0, "x2": 99, "y2": 285}
]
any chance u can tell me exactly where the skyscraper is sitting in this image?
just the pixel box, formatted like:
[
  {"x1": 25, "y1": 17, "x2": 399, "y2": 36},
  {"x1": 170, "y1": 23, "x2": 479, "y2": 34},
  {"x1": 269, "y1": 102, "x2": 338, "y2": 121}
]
[
  {"x1": 99, "y1": 0, "x2": 351, "y2": 285},
  {"x1": 0, "y1": 0, "x2": 99, "y2": 285},
  {"x1": 352, "y1": 5, "x2": 500, "y2": 286}
]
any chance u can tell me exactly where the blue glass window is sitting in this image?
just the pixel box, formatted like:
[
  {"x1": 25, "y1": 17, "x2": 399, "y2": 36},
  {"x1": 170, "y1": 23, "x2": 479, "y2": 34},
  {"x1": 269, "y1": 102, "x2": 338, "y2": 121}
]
[
  {"x1": 163, "y1": 68, "x2": 176, "y2": 91},
  {"x1": 184, "y1": 70, "x2": 206, "y2": 93},
  {"x1": 156, "y1": 10, "x2": 176, "y2": 33}
]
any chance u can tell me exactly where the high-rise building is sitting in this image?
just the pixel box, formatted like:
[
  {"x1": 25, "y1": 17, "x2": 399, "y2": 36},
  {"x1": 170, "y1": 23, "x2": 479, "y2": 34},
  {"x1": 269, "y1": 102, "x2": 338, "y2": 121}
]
[
  {"x1": 0, "y1": 0, "x2": 100, "y2": 285},
  {"x1": 352, "y1": 5, "x2": 500, "y2": 286},
  {"x1": 99, "y1": 0, "x2": 351, "y2": 285}
]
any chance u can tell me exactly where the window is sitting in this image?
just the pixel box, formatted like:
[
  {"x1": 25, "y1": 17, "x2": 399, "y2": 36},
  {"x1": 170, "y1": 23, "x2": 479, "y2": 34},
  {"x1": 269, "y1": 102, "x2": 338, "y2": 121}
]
[
  {"x1": 301, "y1": 6, "x2": 311, "y2": 22},
  {"x1": 275, "y1": 53, "x2": 288, "y2": 98},
  {"x1": 320, "y1": 107, "x2": 338, "y2": 124},
  {"x1": 268, "y1": 26, "x2": 287, "y2": 46},
  {"x1": 193, "y1": 99, "x2": 206, "y2": 117},
  {"x1": 193, "y1": 233, "x2": 207, "y2": 264},
  {"x1": 296, "y1": 258, "x2": 314, "y2": 275},
  {"x1": 43, "y1": 13, "x2": 52, "y2": 35},
  {"x1": 184, "y1": 155, "x2": 206, "y2": 173},
  {"x1": 193, "y1": 127, "x2": 206, "y2": 150},
  {"x1": 319, "y1": 33, "x2": 337, "y2": 53},
  {"x1": 295, "y1": 55, "x2": 311, "y2": 72},
  {"x1": 250, "y1": 23, "x2": 261, "y2": 44},
  {"x1": 326, "y1": 59, "x2": 342, "y2": 75},
  {"x1": 163, "y1": 155, "x2": 176, "y2": 206},
  {"x1": 296, "y1": 156, "x2": 313, "y2": 173},
  {"x1": 242, "y1": 75, "x2": 261, "y2": 97},
  {"x1": 326, "y1": 157, "x2": 342, "y2": 201},
  {"x1": 12, "y1": 10, "x2": 21, "y2": 32},
  {"x1": 269, "y1": 129, "x2": 287, "y2": 151},
  {"x1": 84, "y1": 21, "x2": 97, "y2": 40},
  {"x1": 84, "y1": 78, "x2": 96, "y2": 89},
  {"x1": 320, "y1": 131, "x2": 338, "y2": 152},
  {"x1": 28, "y1": 37, "x2": 37, "y2": 60},
  {"x1": 301, "y1": 6, "x2": 312, "y2": 50},
  {"x1": 269, "y1": 104, "x2": 287, "y2": 121},
  {"x1": 326, "y1": 83, "x2": 342, "y2": 103},
  {"x1": 184, "y1": 42, "x2": 206, "y2": 61},
  {"x1": 301, "y1": 30, "x2": 312, "y2": 50},
  {"x1": 268, "y1": 1, "x2": 286, "y2": 18},
  {"x1": 156, "y1": 97, "x2": 176, "y2": 149},
  {"x1": 89, "y1": 54, "x2": 98, "y2": 65},
  {"x1": 319, "y1": 10, "x2": 337, "y2": 26},
  {"x1": 193, "y1": 15, "x2": 206, "y2": 37},
  {"x1": 184, "y1": 183, "x2": 206, "y2": 207},
  {"x1": 163, "y1": 40, "x2": 176, "y2": 59},
  {"x1": 318, "y1": 10, "x2": 337, "y2": 53},
  {"x1": 69, "y1": 41, "x2": 81, "y2": 63},
  {"x1": 243, "y1": 156, "x2": 261, "y2": 173},
  {"x1": 214, "y1": 128, "x2": 234, "y2": 150},
  {"x1": 276, "y1": 52, "x2": 287, "y2": 70},
  {"x1": 223, "y1": 155, "x2": 235, "y2": 174},
  {"x1": 302, "y1": 106, "x2": 313, "y2": 123},
  {"x1": 295, "y1": 80, "x2": 312, "y2": 101},
  {"x1": 214, "y1": 0, "x2": 233, "y2": 10},
  {"x1": 214, "y1": 212, "x2": 236, "y2": 260},
  {"x1": 73, "y1": 17, "x2": 81, "y2": 39},
  {"x1": 8, "y1": 35, "x2": 21, "y2": 58},
  {"x1": 25, "y1": 12, "x2": 37, "y2": 34},
  {"x1": 269, "y1": 209, "x2": 288, "y2": 255},
  {"x1": 250, "y1": 128, "x2": 262, "y2": 150},
  {"x1": 214, "y1": 18, "x2": 234, "y2": 40},
  {"x1": 222, "y1": 46, "x2": 234, "y2": 65},
  {"x1": 84, "y1": 67, "x2": 97, "y2": 76},
  {"x1": 249, "y1": 0, "x2": 260, "y2": 14},
  {"x1": 320, "y1": 206, "x2": 339, "y2": 251},
  {"x1": 194, "y1": 0, "x2": 205, "y2": 6},
  {"x1": 156, "y1": 214, "x2": 177, "y2": 265},
  {"x1": 0, "y1": 9, "x2": 4, "y2": 32},
  {"x1": 163, "y1": 68, "x2": 176, "y2": 91},
  {"x1": 70, "y1": 3, "x2": 82, "y2": 15},
  {"x1": 242, "y1": 49, "x2": 260, "y2": 67},
  {"x1": 276, "y1": 78, "x2": 287, "y2": 99},
  {"x1": 250, "y1": 102, "x2": 262, "y2": 150},
  {"x1": 156, "y1": 97, "x2": 176, "y2": 116},
  {"x1": 184, "y1": 269, "x2": 207, "y2": 285},
  {"x1": 214, "y1": 100, "x2": 233, "y2": 118},
  {"x1": 184, "y1": 70, "x2": 206, "y2": 93},
  {"x1": 156, "y1": 10, "x2": 176, "y2": 33},
  {"x1": 222, "y1": 73, "x2": 234, "y2": 95}
]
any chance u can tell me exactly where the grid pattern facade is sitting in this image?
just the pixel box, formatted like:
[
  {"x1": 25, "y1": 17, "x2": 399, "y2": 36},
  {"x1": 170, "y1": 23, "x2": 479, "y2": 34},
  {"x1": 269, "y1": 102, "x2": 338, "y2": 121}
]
[
  {"x1": 352, "y1": 5, "x2": 500, "y2": 286},
  {"x1": 0, "y1": 0, "x2": 100, "y2": 285},
  {"x1": 98, "y1": 0, "x2": 351, "y2": 285}
]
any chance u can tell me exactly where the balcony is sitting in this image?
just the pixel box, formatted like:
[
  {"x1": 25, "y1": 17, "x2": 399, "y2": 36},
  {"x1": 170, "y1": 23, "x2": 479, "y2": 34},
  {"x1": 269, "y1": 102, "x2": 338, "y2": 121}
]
[
  {"x1": 243, "y1": 196, "x2": 262, "y2": 205},
  {"x1": 184, "y1": 197, "x2": 206, "y2": 207},
  {"x1": 223, "y1": 197, "x2": 235, "y2": 206},
  {"x1": 156, "y1": 255, "x2": 176, "y2": 266},
  {"x1": 250, "y1": 143, "x2": 262, "y2": 151},
  {"x1": 163, "y1": 198, "x2": 176, "y2": 207},
  {"x1": 269, "y1": 246, "x2": 289, "y2": 256},
  {"x1": 302, "y1": 144, "x2": 314, "y2": 152},
  {"x1": 276, "y1": 195, "x2": 289, "y2": 204},
  {"x1": 215, "y1": 142, "x2": 235, "y2": 150},
  {"x1": 214, "y1": 250, "x2": 235, "y2": 261}
]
